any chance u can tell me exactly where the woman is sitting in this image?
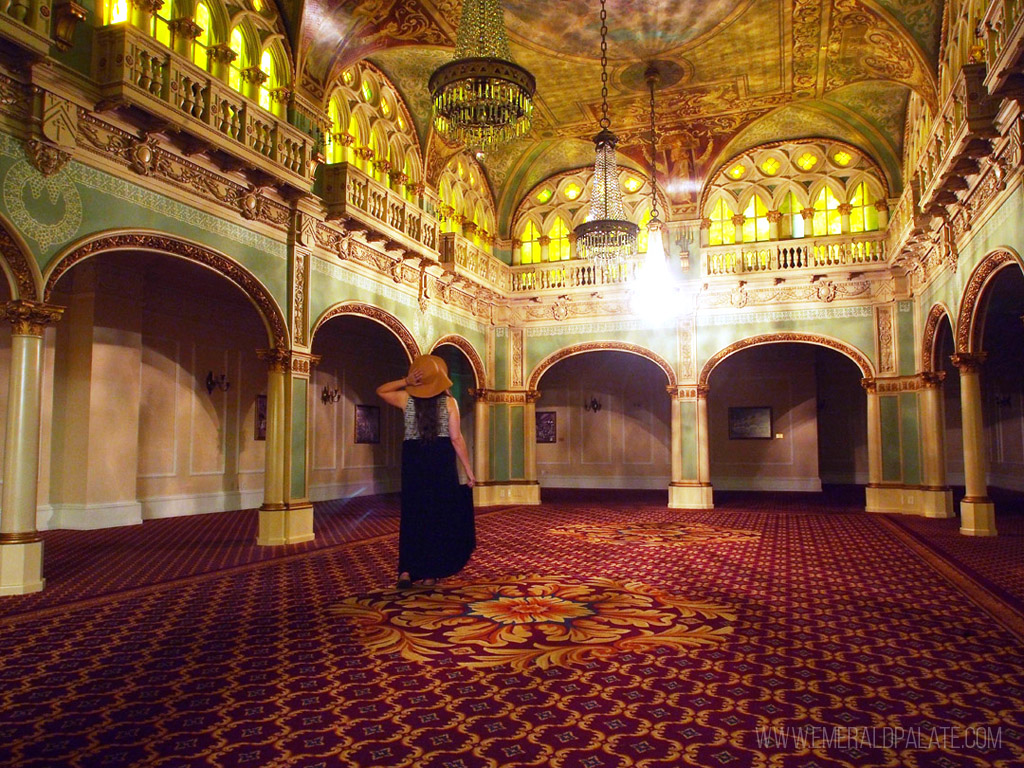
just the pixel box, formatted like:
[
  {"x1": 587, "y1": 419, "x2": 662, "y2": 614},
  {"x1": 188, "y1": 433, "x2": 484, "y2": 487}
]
[{"x1": 377, "y1": 354, "x2": 476, "y2": 589}]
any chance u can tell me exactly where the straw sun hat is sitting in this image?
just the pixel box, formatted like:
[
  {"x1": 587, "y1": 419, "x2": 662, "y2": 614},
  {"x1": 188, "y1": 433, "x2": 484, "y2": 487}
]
[{"x1": 406, "y1": 354, "x2": 453, "y2": 398}]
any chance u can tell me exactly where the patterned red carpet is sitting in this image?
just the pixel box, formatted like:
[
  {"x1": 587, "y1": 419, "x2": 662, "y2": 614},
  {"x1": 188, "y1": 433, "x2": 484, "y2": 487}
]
[{"x1": 1, "y1": 489, "x2": 1023, "y2": 767}]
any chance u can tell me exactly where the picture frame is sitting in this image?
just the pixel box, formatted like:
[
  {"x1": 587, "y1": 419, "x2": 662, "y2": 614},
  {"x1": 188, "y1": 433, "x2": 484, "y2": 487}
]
[
  {"x1": 355, "y1": 404, "x2": 380, "y2": 444},
  {"x1": 536, "y1": 411, "x2": 557, "y2": 443},
  {"x1": 728, "y1": 406, "x2": 773, "y2": 440},
  {"x1": 254, "y1": 394, "x2": 267, "y2": 441}
]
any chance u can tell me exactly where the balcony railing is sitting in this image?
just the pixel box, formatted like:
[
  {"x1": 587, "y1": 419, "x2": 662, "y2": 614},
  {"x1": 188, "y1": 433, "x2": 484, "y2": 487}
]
[
  {"x1": 323, "y1": 161, "x2": 439, "y2": 255},
  {"x1": 982, "y1": 0, "x2": 1024, "y2": 97},
  {"x1": 702, "y1": 231, "x2": 887, "y2": 277},
  {"x1": 917, "y1": 64, "x2": 999, "y2": 214},
  {"x1": 0, "y1": 0, "x2": 51, "y2": 57},
  {"x1": 886, "y1": 183, "x2": 931, "y2": 259},
  {"x1": 439, "y1": 232, "x2": 510, "y2": 292},
  {"x1": 510, "y1": 256, "x2": 645, "y2": 293},
  {"x1": 92, "y1": 23, "x2": 314, "y2": 190}
]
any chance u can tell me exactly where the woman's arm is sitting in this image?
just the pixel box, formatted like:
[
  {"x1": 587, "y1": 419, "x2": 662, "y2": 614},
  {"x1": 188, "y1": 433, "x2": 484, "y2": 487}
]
[
  {"x1": 375, "y1": 369, "x2": 422, "y2": 409},
  {"x1": 447, "y1": 396, "x2": 476, "y2": 487}
]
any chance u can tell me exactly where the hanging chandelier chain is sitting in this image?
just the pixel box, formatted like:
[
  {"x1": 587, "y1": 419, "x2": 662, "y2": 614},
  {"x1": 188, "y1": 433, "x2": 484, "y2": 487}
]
[
  {"x1": 599, "y1": 0, "x2": 610, "y2": 129},
  {"x1": 648, "y1": 73, "x2": 659, "y2": 223}
]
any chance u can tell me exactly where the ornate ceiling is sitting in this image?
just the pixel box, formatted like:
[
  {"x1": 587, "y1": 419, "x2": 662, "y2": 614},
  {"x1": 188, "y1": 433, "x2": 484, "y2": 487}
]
[{"x1": 291, "y1": 0, "x2": 943, "y2": 227}]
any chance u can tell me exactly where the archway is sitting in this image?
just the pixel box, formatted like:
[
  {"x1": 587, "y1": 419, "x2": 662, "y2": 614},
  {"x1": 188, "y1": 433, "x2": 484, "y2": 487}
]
[
  {"x1": 533, "y1": 349, "x2": 673, "y2": 493},
  {"x1": 45, "y1": 249, "x2": 274, "y2": 529},
  {"x1": 311, "y1": 302, "x2": 420, "y2": 363},
  {"x1": 431, "y1": 336, "x2": 484, "y2": 470},
  {"x1": 308, "y1": 312, "x2": 413, "y2": 502},
  {"x1": 529, "y1": 341, "x2": 676, "y2": 391}
]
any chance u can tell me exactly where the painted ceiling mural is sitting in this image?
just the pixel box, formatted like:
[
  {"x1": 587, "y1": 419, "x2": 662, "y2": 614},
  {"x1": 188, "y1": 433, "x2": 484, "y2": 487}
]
[{"x1": 290, "y1": 0, "x2": 944, "y2": 230}]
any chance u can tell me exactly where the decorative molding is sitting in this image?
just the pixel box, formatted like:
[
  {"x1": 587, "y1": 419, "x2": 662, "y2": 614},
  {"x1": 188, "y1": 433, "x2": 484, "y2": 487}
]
[
  {"x1": 875, "y1": 374, "x2": 935, "y2": 393},
  {"x1": 528, "y1": 342, "x2": 677, "y2": 390},
  {"x1": 257, "y1": 347, "x2": 292, "y2": 372},
  {"x1": 921, "y1": 303, "x2": 951, "y2": 372},
  {"x1": 45, "y1": 232, "x2": 288, "y2": 349},
  {"x1": 956, "y1": 249, "x2": 1021, "y2": 353},
  {"x1": 668, "y1": 385, "x2": 707, "y2": 400},
  {"x1": 698, "y1": 333, "x2": 874, "y2": 388},
  {"x1": 311, "y1": 302, "x2": 419, "y2": 362},
  {"x1": 292, "y1": 249, "x2": 307, "y2": 347},
  {"x1": 431, "y1": 334, "x2": 486, "y2": 388},
  {"x1": 3, "y1": 300, "x2": 63, "y2": 335},
  {"x1": 875, "y1": 304, "x2": 896, "y2": 375},
  {"x1": 511, "y1": 328, "x2": 524, "y2": 388},
  {"x1": 0, "y1": 215, "x2": 40, "y2": 300},
  {"x1": 290, "y1": 352, "x2": 320, "y2": 377},
  {"x1": 678, "y1": 315, "x2": 695, "y2": 381},
  {"x1": 950, "y1": 352, "x2": 987, "y2": 373},
  {"x1": 24, "y1": 138, "x2": 71, "y2": 178}
]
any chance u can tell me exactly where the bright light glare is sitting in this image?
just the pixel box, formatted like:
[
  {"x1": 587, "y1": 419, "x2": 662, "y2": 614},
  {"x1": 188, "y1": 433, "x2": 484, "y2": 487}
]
[{"x1": 629, "y1": 224, "x2": 678, "y2": 326}]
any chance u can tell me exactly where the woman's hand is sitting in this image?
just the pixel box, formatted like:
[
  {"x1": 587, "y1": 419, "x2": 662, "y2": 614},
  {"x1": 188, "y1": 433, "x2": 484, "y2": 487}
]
[
  {"x1": 466, "y1": 475, "x2": 475, "y2": 488},
  {"x1": 405, "y1": 369, "x2": 423, "y2": 387}
]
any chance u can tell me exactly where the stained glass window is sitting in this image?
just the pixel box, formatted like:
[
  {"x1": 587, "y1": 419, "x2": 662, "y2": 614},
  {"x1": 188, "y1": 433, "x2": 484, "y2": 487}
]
[
  {"x1": 636, "y1": 207, "x2": 652, "y2": 253},
  {"x1": 742, "y1": 195, "x2": 770, "y2": 242},
  {"x1": 796, "y1": 152, "x2": 819, "y2": 171},
  {"x1": 152, "y1": 2, "x2": 171, "y2": 46},
  {"x1": 833, "y1": 150, "x2": 853, "y2": 167},
  {"x1": 193, "y1": 3, "x2": 211, "y2": 71},
  {"x1": 259, "y1": 50, "x2": 275, "y2": 111},
  {"x1": 849, "y1": 182, "x2": 879, "y2": 232},
  {"x1": 536, "y1": 188, "x2": 552, "y2": 203},
  {"x1": 812, "y1": 186, "x2": 841, "y2": 236},
  {"x1": 708, "y1": 198, "x2": 735, "y2": 245},
  {"x1": 548, "y1": 217, "x2": 571, "y2": 261},
  {"x1": 780, "y1": 192, "x2": 805, "y2": 239},
  {"x1": 760, "y1": 157, "x2": 781, "y2": 175},
  {"x1": 520, "y1": 221, "x2": 542, "y2": 264},
  {"x1": 229, "y1": 29, "x2": 244, "y2": 92},
  {"x1": 106, "y1": 0, "x2": 128, "y2": 24}
]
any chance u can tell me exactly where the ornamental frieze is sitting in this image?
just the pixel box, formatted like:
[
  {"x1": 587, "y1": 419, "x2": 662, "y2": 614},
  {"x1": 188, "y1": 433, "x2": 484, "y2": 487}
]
[
  {"x1": 697, "y1": 278, "x2": 876, "y2": 309},
  {"x1": 875, "y1": 375, "x2": 936, "y2": 393}
]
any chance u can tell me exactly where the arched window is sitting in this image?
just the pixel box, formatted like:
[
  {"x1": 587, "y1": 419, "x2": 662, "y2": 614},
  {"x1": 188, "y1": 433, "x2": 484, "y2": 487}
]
[
  {"x1": 105, "y1": 0, "x2": 128, "y2": 25},
  {"x1": 347, "y1": 114, "x2": 361, "y2": 166},
  {"x1": 812, "y1": 186, "x2": 841, "y2": 236},
  {"x1": 636, "y1": 207, "x2": 652, "y2": 254},
  {"x1": 741, "y1": 195, "x2": 770, "y2": 242},
  {"x1": 849, "y1": 182, "x2": 879, "y2": 233},
  {"x1": 152, "y1": 1, "x2": 171, "y2": 46},
  {"x1": 193, "y1": 2, "x2": 212, "y2": 71},
  {"x1": 520, "y1": 221, "x2": 542, "y2": 264},
  {"x1": 258, "y1": 49, "x2": 277, "y2": 112},
  {"x1": 779, "y1": 191, "x2": 805, "y2": 239},
  {"x1": 229, "y1": 28, "x2": 245, "y2": 92},
  {"x1": 548, "y1": 217, "x2": 571, "y2": 261},
  {"x1": 708, "y1": 198, "x2": 736, "y2": 245}
]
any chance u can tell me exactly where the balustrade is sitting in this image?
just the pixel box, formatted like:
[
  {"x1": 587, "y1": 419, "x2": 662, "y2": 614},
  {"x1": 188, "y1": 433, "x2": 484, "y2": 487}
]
[
  {"x1": 983, "y1": 0, "x2": 1024, "y2": 98},
  {"x1": 702, "y1": 232, "x2": 886, "y2": 276},
  {"x1": 0, "y1": 0, "x2": 51, "y2": 56},
  {"x1": 510, "y1": 257, "x2": 644, "y2": 292}
]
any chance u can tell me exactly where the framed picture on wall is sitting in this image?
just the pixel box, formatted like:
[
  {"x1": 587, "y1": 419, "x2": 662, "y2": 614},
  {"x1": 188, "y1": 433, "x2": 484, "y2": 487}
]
[
  {"x1": 355, "y1": 404, "x2": 380, "y2": 444},
  {"x1": 728, "y1": 406, "x2": 773, "y2": 440},
  {"x1": 536, "y1": 411, "x2": 556, "y2": 443},
  {"x1": 254, "y1": 395, "x2": 267, "y2": 441}
]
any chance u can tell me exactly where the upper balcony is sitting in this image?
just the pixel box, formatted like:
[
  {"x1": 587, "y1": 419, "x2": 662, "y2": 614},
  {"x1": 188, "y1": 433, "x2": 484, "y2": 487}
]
[
  {"x1": 917, "y1": 63, "x2": 1000, "y2": 215},
  {"x1": 982, "y1": 0, "x2": 1024, "y2": 100},
  {"x1": 92, "y1": 23, "x2": 314, "y2": 193},
  {"x1": 0, "y1": 0, "x2": 52, "y2": 59},
  {"x1": 702, "y1": 231, "x2": 887, "y2": 278},
  {"x1": 509, "y1": 256, "x2": 645, "y2": 294},
  {"x1": 886, "y1": 182, "x2": 931, "y2": 263}
]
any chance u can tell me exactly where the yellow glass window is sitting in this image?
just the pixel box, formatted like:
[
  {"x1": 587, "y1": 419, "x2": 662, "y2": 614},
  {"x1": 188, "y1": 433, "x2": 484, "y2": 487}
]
[
  {"x1": 796, "y1": 152, "x2": 819, "y2": 171},
  {"x1": 760, "y1": 157, "x2": 781, "y2": 175},
  {"x1": 381, "y1": 98, "x2": 391, "y2": 117},
  {"x1": 342, "y1": 70, "x2": 354, "y2": 85},
  {"x1": 742, "y1": 195, "x2": 770, "y2": 242},
  {"x1": 636, "y1": 208, "x2": 652, "y2": 253},
  {"x1": 623, "y1": 177, "x2": 642, "y2": 193},
  {"x1": 346, "y1": 114, "x2": 360, "y2": 165},
  {"x1": 812, "y1": 186, "x2": 841, "y2": 236},
  {"x1": 780, "y1": 191, "x2": 806, "y2": 239},
  {"x1": 536, "y1": 188, "x2": 552, "y2": 203},
  {"x1": 564, "y1": 183, "x2": 581, "y2": 200},
  {"x1": 252, "y1": 0, "x2": 263, "y2": 10},
  {"x1": 193, "y1": 2, "x2": 211, "y2": 71},
  {"x1": 152, "y1": 3, "x2": 171, "y2": 46},
  {"x1": 548, "y1": 217, "x2": 571, "y2": 261},
  {"x1": 361, "y1": 80, "x2": 373, "y2": 102},
  {"x1": 849, "y1": 182, "x2": 879, "y2": 233},
  {"x1": 259, "y1": 50, "x2": 275, "y2": 111},
  {"x1": 520, "y1": 221, "x2": 541, "y2": 264},
  {"x1": 833, "y1": 150, "x2": 853, "y2": 167},
  {"x1": 229, "y1": 29, "x2": 244, "y2": 92},
  {"x1": 106, "y1": 0, "x2": 128, "y2": 24},
  {"x1": 727, "y1": 163, "x2": 746, "y2": 179},
  {"x1": 708, "y1": 199, "x2": 735, "y2": 246}
]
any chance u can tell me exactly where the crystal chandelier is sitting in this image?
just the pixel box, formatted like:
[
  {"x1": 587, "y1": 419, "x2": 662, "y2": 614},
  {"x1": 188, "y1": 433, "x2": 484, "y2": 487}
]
[
  {"x1": 574, "y1": 0, "x2": 638, "y2": 264},
  {"x1": 429, "y1": 0, "x2": 535, "y2": 151}
]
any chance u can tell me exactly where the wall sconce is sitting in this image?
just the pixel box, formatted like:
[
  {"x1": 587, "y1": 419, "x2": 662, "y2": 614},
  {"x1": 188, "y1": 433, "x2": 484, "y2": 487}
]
[
  {"x1": 322, "y1": 386, "x2": 342, "y2": 404},
  {"x1": 584, "y1": 397, "x2": 602, "y2": 412},
  {"x1": 206, "y1": 371, "x2": 230, "y2": 394}
]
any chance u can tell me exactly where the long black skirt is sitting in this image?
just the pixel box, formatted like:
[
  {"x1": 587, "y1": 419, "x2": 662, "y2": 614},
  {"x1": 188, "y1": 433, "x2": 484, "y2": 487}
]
[{"x1": 399, "y1": 437, "x2": 476, "y2": 580}]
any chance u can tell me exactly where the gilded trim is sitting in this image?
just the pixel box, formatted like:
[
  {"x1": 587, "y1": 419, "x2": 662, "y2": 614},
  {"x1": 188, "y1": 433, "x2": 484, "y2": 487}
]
[
  {"x1": 0, "y1": 213, "x2": 41, "y2": 301},
  {"x1": 956, "y1": 249, "x2": 1023, "y2": 353},
  {"x1": 921, "y1": 303, "x2": 953, "y2": 372},
  {"x1": 44, "y1": 232, "x2": 288, "y2": 349},
  {"x1": 311, "y1": 302, "x2": 420, "y2": 363},
  {"x1": 698, "y1": 333, "x2": 874, "y2": 389},
  {"x1": 431, "y1": 334, "x2": 486, "y2": 388},
  {"x1": 528, "y1": 342, "x2": 677, "y2": 390}
]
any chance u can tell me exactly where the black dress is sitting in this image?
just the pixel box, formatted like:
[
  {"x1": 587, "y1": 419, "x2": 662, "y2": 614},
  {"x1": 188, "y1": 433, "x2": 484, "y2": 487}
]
[{"x1": 399, "y1": 396, "x2": 475, "y2": 580}]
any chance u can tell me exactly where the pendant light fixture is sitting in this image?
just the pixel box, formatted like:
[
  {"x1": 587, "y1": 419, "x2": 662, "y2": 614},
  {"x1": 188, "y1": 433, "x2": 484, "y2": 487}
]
[
  {"x1": 574, "y1": 0, "x2": 638, "y2": 264},
  {"x1": 429, "y1": 0, "x2": 535, "y2": 152}
]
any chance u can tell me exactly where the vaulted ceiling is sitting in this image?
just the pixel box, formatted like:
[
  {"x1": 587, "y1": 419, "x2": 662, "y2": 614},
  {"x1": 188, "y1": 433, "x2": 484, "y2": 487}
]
[{"x1": 288, "y1": 0, "x2": 944, "y2": 226}]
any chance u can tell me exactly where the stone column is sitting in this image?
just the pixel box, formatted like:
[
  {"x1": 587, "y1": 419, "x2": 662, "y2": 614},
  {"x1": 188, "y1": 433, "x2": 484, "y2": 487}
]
[
  {"x1": 240, "y1": 66, "x2": 268, "y2": 104},
  {"x1": 838, "y1": 202, "x2": 853, "y2": 234},
  {"x1": 511, "y1": 239, "x2": 522, "y2": 266},
  {"x1": 874, "y1": 200, "x2": 889, "y2": 229},
  {"x1": 168, "y1": 16, "x2": 201, "y2": 58},
  {"x1": 538, "y1": 235, "x2": 551, "y2": 262},
  {"x1": 130, "y1": 0, "x2": 162, "y2": 32},
  {"x1": 767, "y1": 210, "x2": 782, "y2": 240},
  {"x1": 862, "y1": 378, "x2": 885, "y2": 513},
  {"x1": 696, "y1": 386, "x2": 712, "y2": 488},
  {"x1": 257, "y1": 349, "x2": 288, "y2": 517},
  {"x1": 0, "y1": 302, "x2": 63, "y2": 596},
  {"x1": 524, "y1": 390, "x2": 540, "y2": 483},
  {"x1": 207, "y1": 43, "x2": 237, "y2": 83},
  {"x1": 919, "y1": 372, "x2": 954, "y2": 518},
  {"x1": 951, "y1": 353, "x2": 996, "y2": 536}
]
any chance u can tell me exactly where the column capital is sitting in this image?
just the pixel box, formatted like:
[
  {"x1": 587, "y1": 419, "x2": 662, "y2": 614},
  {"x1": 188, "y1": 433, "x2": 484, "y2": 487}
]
[
  {"x1": 257, "y1": 347, "x2": 291, "y2": 372},
  {"x1": 836, "y1": 203, "x2": 854, "y2": 215},
  {"x1": 4, "y1": 300, "x2": 63, "y2": 335},
  {"x1": 860, "y1": 377, "x2": 877, "y2": 393},
  {"x1": 525, "y1": 389, "x2": 541, "y2": 403},
  {"x1": 800, "y1": 207, "x2": 815, "y2": 220},
  {"x1": 240, "y1": 66, "x2": 269, "y2": 87},
  {"x1": 468, "y1": 387, "x2": 489, "y2": 402},
  {"x1": 168, "y1": 16, "x2": 203, "y2": 39},
  {"x1": 207, "y1": 42, "x2": 237, "y2": 64},
  {"x1": 766, "y1": 210, "x2": 783, "y2": 223},
  {"x1": 920, "y1": 370, "x2": 946, "y2": 388},
  {"x1": 951, "y1": 352, "x2": 987, "y2": 373}
]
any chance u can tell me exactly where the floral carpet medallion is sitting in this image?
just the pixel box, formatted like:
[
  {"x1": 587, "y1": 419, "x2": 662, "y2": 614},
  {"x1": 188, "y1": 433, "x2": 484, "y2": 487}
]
[
  {"x1": 330, "y1": 575, "x2": 737, "y2": 670},
  {"x1": 548, "y1": 520, "x2": 761, "y2": 546}
]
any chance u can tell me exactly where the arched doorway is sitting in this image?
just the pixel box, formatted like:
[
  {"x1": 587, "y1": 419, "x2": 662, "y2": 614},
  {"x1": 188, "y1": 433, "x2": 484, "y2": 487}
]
[
  {"x1": 308, "y1": 312, "x2": 412, "y2": 501},
  {"x1": 432, "y1": 337, "x2": 483, "y2": 470},
  {"x1": 533, "y1": 349, "x2": 672, "y2": 492},
  {"x1": 45, "y1": 251, "x2": 277, "y2": 528},
  {"x1": 706, "y1": 343, "x2": 867, "y2": 494}
]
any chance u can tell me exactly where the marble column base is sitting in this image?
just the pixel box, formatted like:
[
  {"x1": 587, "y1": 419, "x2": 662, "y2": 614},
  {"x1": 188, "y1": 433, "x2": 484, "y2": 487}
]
[
  {"x1": 668, "y1": 483, "x2": 714, "y2": 509},
  {"x1": 257, "y1": 503, "x2": 315, "y2": 545},
  {"x1": 960, "y1": 498, "x2": 997, "y2": 537},
  {"x1": 0, "y1": 540, "x2": 44, "y2": 595}
]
